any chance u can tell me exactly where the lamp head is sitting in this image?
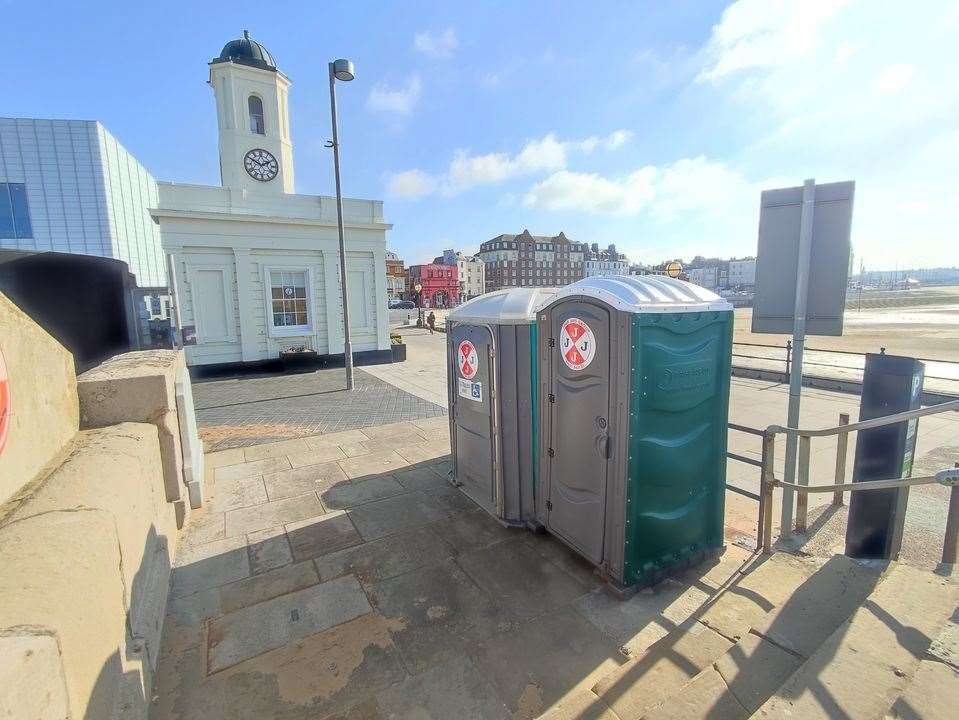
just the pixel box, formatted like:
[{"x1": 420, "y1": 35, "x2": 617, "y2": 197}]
[{"x1": 332, "y1": 59, "x2": 355, "y2": 82}]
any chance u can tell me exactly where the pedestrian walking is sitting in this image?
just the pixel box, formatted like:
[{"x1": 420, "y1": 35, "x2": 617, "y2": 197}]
[{"x1": 427, "y1": 311, "x2": 436, "y2": 334}]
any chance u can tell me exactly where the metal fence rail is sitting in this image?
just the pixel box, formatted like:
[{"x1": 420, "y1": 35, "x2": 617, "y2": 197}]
[{"x1": 756, "y1": 400, "x2": 959, "y2": 565}]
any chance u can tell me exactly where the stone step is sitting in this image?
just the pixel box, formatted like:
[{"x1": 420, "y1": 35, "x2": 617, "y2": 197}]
[
  {"x1": 586, "y1": 551, "x2": 822, "y2": 720},
  {"x1": 752, "y1": 563, "x2": 959, "y2": 719},
  {"x1": 632, "y1": 555, "x2": 883, "y2": 720}
]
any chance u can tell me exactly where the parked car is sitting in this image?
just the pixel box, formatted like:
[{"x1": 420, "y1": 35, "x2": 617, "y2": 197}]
[{"x1": 389, "y1": 300, "x2": 415, "y2": 309}]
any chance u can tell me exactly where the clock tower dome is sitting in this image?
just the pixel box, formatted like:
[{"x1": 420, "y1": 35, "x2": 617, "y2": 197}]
[{"x1": 209, "y1": 31, "x2": 294, "y2": 194}]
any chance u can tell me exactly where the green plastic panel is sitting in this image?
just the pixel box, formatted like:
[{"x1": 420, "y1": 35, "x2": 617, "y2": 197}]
[{"x1": 623, "y1": 310, "x2": 733, "y2": 587}]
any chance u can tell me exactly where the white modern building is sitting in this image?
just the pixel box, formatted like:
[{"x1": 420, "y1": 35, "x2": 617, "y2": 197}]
[
  {"x1": 3, "y1": 32, "x2": 392, "y2": 367},
  {"x1": 728, "y1": 258, "x2": 756, "y2": 287},
  {"x1": 688, "y1": 266, "x2": 721, "y2": 289},
  {"x1": 583, "y1": 243, "x2": 629, "y2": 278},
  {"x1": 441, "y1": 249, "x2": 485, "y2": 300},
  {"x1": 0, "y1": 118, "x2": 166, "y2": 287}
]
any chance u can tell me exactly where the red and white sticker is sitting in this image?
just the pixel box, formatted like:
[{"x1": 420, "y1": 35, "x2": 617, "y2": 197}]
[
  {"x1": 560, "y1": 318, "x2": 595, "y2": 371},
  {"x1": 457, "y1": 340, "x2": 478, "y2": 379}
]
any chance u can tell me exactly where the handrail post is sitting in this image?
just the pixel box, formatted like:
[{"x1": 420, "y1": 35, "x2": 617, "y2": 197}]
[
  {"x1": 785, "y1": 340, "x2": 792, "y2": 377},
  {"x1": 795, "y1": 435, "x2": 811, "y2": 533},
  {"x1": 760, "y1": 431, "x2": 775, "y2": 552},
  {"x1": 942, "y1": 463, "x2": 959, "y2": 567},
  {"x1": 832, "y1": 413, "x2": 850, "y2": 506}
]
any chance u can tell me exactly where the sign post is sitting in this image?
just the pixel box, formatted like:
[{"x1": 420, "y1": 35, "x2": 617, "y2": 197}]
[{"x1": 752, "y1": 179, "x2": 855, "y2": 540}]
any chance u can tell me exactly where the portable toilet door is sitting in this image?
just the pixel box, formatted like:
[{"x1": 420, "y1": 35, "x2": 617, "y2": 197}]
[
  {"x1": 447, "y1": 322, "x2": 497, "y2": 517},
  {"x1": 537, "y1": 293, "x2": 623, "y2": 564}
]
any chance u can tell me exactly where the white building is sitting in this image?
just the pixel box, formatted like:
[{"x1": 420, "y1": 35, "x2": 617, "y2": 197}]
[
  {"x1": 441, "y1": 249, "x2": 485, "y2": 300},
  {"x1": 0, "y1": 118, "x2": 166, "y2": 287},
  {"x1": 152, "y1": 32, "x2": 391, "y2": 366},
  {"x1": 688, "y1": 266, "x2": 720, "y2": 289},
  {"x1": 583, "y1": 243, "x2": 629, "y2": 278},
  {"x1": 2, "y1": 33, "x2": 393, "y2": 367},
  {"x1": 728, "y1": 258, "x2": 756, "y2": 287}
]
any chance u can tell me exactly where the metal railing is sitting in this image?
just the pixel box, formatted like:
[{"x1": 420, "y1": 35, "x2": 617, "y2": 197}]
[
  {"x1": 725, "y1": 423, "x2": 768, "y2": 544},
  {"x1": 756, "y1": 399, "x2": 959, "y2": 565}
]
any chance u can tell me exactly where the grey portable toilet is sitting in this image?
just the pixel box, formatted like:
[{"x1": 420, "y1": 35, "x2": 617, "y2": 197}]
[
  {"x1": 446, "y1": 287, "x2": 557, "y2": 526},
  {"x1": 536, "y1": 275, "x2": 734, "y2": 591}
]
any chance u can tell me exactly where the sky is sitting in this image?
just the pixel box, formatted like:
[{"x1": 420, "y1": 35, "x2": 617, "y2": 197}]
[{"x1": 2, "y1": 0, "x2": 957, "y2": 269}]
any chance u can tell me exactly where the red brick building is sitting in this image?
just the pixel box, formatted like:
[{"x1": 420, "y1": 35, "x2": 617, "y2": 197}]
[{"x1": 406, "y1": 263, "x2": 459, "y2": 308}]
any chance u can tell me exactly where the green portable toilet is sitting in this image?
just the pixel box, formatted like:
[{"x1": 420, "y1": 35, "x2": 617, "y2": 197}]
[
  {"x1": 535, "y1": 276, "x2": 733, "y2": 591},
  {"x1": 446, "y1": 287, "x2": 557, "y2": 526}
]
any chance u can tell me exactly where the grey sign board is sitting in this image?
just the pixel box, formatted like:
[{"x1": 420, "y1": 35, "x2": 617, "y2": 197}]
[{"x1": 752, "y1": 180, "x2": 855, "y2": 336}]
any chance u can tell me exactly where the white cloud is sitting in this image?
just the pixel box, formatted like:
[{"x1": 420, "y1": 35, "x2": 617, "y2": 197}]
[
  {"x1": 691, "y1": 0, "x2": 959, "y2": 267},
  {"x1": 414, "y1": 27, "x2": 458, "y2": 59},
  {"x1": 386, "y1": 129, "x2": 633, "y2": 198},
  {"x1": 698, "y1": 0, "x2": 848, "y2": 81},
  {"x1": 523, "y1": 156, "x2": 755, "y2": 218},
  {"x1": 387, "y1": 169, "x2": 436, "y2": 198},
  {"x1": 367, "y1": 76, "x2": 422, "y2": 116},
  {"x1": 873, "y1": 63, "x2": 915, "y2": 94}
]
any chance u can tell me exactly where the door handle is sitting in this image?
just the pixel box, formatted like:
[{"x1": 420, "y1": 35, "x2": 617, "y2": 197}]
[{"x1": 596, "y1": 433, "x2": 611, "y2": 460}]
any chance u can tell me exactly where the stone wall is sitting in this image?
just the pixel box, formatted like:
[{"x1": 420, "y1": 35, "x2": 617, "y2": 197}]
[
  {"x1": 0, "y1": 291, "x2": 78, "y2": 506},
  {"x1": 0, "y1": 293, "x2": 185, "y2": 720}
]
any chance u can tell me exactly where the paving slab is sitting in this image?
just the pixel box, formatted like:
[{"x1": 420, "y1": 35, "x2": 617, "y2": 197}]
[
  {"x1": 411, "y1": 415, "x2": 452, "y2": 434},
  {"x1": 219, "y1": 560, "x2": 320, "y2": 615},
  {"x1": 467, "y1": 607, "x2": 626, "y2": 719},
  {"x1": 361, "y1": 432, "x2": 434, "y2": 454},
  {"x1": 286, "y1": 511, "x2": 364, "y2": 561},
  {"x1": 394, "y1": 443, "x2": 451, "y2": 465},
  {"x1": 207, "y1": 575, "x2": 372, "y2": 673},
  {"x1": 262, "y1": 461, "x2": 349, "y2": 501},
  {"x1": 244, "y1": 437, "x2": 311, "y2": 462},
  {"x1": 428, "y1": 507, "x2": 517, "y2": 553},
  {"x1": 575, "y1": 578, "x2": 713, "y2": 656},
  {"x1": 457, "y1": 538, "x2": 591, "y2": 620},
  {"x1": 756, "y1": 564, "x2": 959, "y2": 719},
  {"x1": 698, "y1": 552, "x2": 818, "y2": 641},
  {"x1": 162, "y1": 613, "x2": 406, "y2": 720},
  {"x1": 347, "y1": 491, "x2": 450, "y2": 541},
  {"x1": 714, "y1": 634, "x2": 803, "y2": 715},
  {"x1": 305, "y1": 429, "x2": 373, "y2": 449},
  {"x1": 320, "y1": 474, "x2": 407, "y2": 510},
  {"x1": 374, "y1": 654, "x2": 510, "y2": 719},
  {"x1": 247, "y1": 526, "x2": 294, "y2": 575},
  {"x1": 206, "y1": 475, "x2": 268, "y2": 513},
  {"x1": 749, "y1": 554, "x2": 883, "y2": 658},
  {"x1": 368, "y1": 560, "x2": 517, "y2": 674},
  {"x1": 178, "y1": 510, "x2": 226, "y2": 547},
  {"x1": 591, "y1": 620, "x2": 733, "y2": 720},
  {"x1": 171, "y1": 536, "x2": 251, "y2": 597},
  {"x1": 423, "y1": 484, "x2": 478, "y2": 513},
  {"x1": 535, "y1": 690, "x2": 619, "y2": 720},
  {"x1": 887, "y1": 658, "x2": 959, "y2": 720},
  {"x1": 337, "y1": 450, "x2": 412, "y2": 479},
  {"x1": 313, "y1": 526, "x2": 453, "y2": 585},
  {"x1": 393, "y1": 465, "x2": 449, "y2": 493},
  {"x1": 523, "y1": 531, "x2": 605, "y2": 592},
  {"x1": 214, "y1": 456, "x2": 292, "y2": 482},
  {"x1": 225, "y1": 492, "x2": 326, "y2": 536},
  {"x1": 360, "y1": 421, "x2": 427, "y2": 440},
  {"x1": 642, "y1": 667, "x2": 748, "y2": 720},
  {"x1": 288, "y1": 444, "x2": 347, "y2": 469},
  {"x1": 205, "y1": 447, "x2": 246, "y2": 469},
  {"x1": 337, "y1": 441, "x2": 374, "y2": 458}
]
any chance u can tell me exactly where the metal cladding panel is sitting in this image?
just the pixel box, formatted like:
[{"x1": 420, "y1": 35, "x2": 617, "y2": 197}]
[{"x1": 622, "y1": 310, "x2": 733, "y2": 587}]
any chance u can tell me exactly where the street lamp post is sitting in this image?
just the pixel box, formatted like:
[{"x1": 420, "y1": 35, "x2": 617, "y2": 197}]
[{"x1": 327, "y1": 58, "x2": 355, "y2": 390}]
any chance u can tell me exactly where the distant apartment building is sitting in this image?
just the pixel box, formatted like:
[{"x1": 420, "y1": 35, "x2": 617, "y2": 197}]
[
  {"x1": 0, "y1": 117, "x2": 166, "y2": 287},
  {"x1": 687, "y1": 266, "x2": 721, "y2": 289},
  {"x1": 438, "y1": 249, "x2": 485, "y2": 300},
  {"x1": 407, "y1": 262, "x2": 458, "y2": 308},
  {"x1": 386, "y1": 250, "x2": 406, "y2": 299},
  {"x1": 478, "y1": 230, "x2": 587, "y2": 291},
  {"x1": 728, "y1": 258, "x2": 756, "y2": 287},
  {"x1": 584, "y1": 243, "x2": 629, "y2": 277}
]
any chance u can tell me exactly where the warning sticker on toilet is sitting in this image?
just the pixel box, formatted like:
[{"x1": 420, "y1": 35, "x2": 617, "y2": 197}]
[
  {"x1": 560, "y1": 318, "x2": 595, "y2": 371},
  {"x1": 457, "y1": 340, "x2": 478, "y2": 379}
]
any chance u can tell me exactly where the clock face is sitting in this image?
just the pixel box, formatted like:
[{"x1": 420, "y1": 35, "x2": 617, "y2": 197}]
[{"x1": 244, "y1": 148, "x2": 279, "y2": 182}]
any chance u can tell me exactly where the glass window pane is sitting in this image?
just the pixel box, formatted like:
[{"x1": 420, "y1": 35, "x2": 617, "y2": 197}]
[
  {"x1": 271, "y1": 287, "x2": 283, "y2": 299},
  {"x1": 7, "y1": 184, "x2": 32, "y2": 239},
  {"x1": 0, "y1": 185, "x2": 14, "y2": 238},
  {"x1": 294, "y1": 286, "x2": 306, "y2": 298},
  {"x1": 295, "y1": 313, "x2": 307, "y2": 325}
]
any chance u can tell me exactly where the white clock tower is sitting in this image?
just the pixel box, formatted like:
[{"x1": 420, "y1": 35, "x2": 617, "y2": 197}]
[{"x1": 208, "y1": 31, "x2": 294, "y2": 194}]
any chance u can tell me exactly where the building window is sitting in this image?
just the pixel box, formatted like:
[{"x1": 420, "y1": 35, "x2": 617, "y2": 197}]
[
  {"x1": 268, "y1": 269, "x2": 310, "y2": 332},
  {"x1": 0, "y1": 183, "x2": 33, "y2": 239},
  {"x1": 249, "y1": 95, "x2": 265, "y2": 134}
]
